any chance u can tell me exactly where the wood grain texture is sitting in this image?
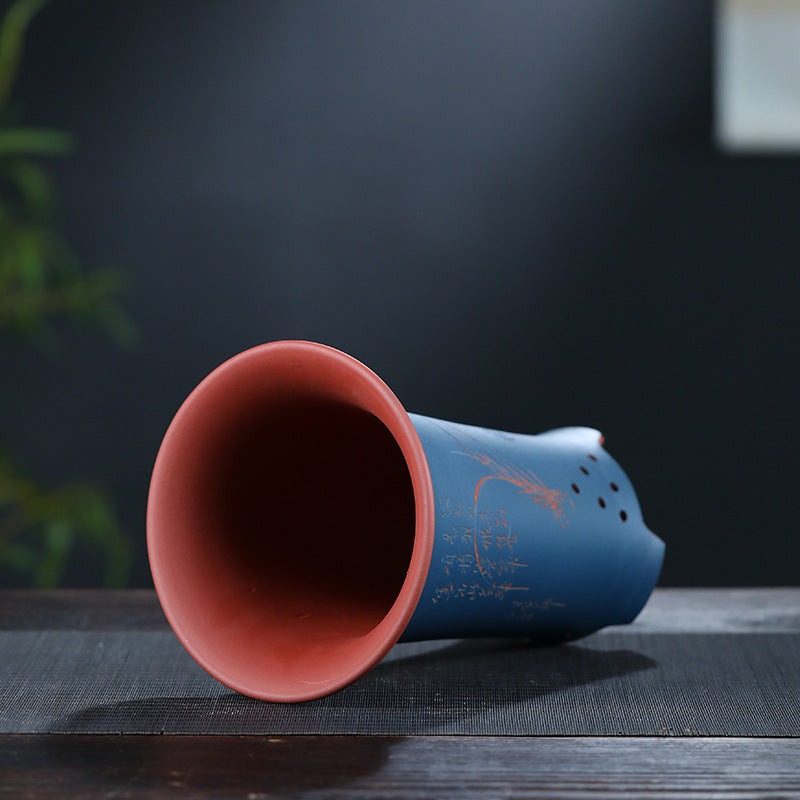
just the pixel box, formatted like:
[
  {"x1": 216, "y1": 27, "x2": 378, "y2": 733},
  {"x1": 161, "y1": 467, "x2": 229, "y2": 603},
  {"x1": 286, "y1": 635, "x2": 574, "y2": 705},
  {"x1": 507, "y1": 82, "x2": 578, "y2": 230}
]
[
  {"x1": 601, "y1": 587, "x2": 800, "y2": 633},
  {"x1": 1, "y1": 588, "x2": 797, "y2": 632},
  {"x1": 0, "y1": 591, "x2": 167, "y2": 631},
  {"x1": 1, "y1": 735, "x2": 798, "y2": 799},
  {"x1": 1, "y1": 591, "x2": 798, "y2": 797}
]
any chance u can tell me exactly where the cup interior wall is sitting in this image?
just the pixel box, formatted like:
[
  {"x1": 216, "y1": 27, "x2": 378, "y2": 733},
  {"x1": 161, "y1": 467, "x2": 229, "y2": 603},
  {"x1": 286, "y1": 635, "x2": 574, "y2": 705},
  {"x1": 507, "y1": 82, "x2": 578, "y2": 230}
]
[{"x1": 148, "y1": 357, "x2": 417, "y2": 696}]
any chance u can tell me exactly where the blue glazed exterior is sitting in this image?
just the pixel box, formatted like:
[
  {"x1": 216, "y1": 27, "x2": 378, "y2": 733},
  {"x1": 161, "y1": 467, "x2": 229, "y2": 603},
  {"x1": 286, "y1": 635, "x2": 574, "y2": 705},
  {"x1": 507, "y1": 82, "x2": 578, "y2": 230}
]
[{"x1": 400, "y1": 414, "x2": 664, "y2": 643}]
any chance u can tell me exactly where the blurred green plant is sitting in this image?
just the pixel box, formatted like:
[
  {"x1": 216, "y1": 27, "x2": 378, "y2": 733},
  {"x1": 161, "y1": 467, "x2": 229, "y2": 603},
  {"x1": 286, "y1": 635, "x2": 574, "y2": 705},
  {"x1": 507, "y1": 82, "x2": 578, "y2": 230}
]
[{"x1": 0, "y1": 0, "x2": 134, "y2": 587}]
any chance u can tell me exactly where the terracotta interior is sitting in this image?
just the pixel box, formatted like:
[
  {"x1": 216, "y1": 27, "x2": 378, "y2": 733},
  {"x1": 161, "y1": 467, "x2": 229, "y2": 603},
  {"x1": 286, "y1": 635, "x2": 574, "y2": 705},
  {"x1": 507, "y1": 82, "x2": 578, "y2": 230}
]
[{"x1": 148, "y1": 347, "x2": 421, "y2": 700}]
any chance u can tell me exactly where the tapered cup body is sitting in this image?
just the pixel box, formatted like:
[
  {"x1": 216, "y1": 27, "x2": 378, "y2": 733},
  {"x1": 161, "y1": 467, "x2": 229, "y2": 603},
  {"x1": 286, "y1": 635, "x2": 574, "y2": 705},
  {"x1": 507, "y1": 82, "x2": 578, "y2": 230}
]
[
  {"x1": 147, "y1": 341, "x2": 663, "y2": 702},
  {"x1": 402, "y1": 415, "x2": 664, "y2": 642}
]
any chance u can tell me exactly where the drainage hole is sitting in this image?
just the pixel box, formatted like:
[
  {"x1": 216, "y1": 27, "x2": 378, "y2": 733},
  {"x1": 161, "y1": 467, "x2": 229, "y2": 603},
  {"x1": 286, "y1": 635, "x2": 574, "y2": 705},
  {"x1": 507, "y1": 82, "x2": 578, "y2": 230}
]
[
  {"x1": 598, "y1": 497, "x2": 606, "y2": 508},
  {"x1": 580, "y1": 466, "x2": 589, "y2": 475},
  {"x1": 571, "y1": 483, "x2": 580, "y2": 494},
  {"x1": 620, "y1": 510, "x2": 628, "y2": 522},
  {"x1": 588, "y1": 454, "x2": 598, "y2": 461},
  {"x1": 610, "y1": 481, "x2": 619, "y2": 492}
]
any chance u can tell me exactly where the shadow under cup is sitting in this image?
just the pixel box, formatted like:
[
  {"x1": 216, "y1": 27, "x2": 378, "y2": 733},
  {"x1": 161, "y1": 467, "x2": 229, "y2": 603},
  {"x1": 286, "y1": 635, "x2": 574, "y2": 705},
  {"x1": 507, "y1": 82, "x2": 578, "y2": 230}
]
[{"x1": 147, "y1": 342, "x2": 435, "y2": 702}]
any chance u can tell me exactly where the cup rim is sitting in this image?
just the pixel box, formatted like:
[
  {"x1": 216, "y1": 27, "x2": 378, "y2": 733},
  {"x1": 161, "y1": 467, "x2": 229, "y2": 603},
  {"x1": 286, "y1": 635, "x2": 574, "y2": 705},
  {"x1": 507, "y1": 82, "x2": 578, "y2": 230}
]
[{"x1": 147, "y1": 340, "x2": 436, "y2": 701}]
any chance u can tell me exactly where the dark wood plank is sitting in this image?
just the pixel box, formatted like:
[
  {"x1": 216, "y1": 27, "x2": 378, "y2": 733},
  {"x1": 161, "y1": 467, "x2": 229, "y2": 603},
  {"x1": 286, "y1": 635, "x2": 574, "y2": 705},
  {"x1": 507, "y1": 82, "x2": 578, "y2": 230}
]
[
  {"x1": 0, "y1": 591, "x2": 167, "y2": 631},
  {"x1": 601, "y1": 587, "x2": 800, "y2": 633},
  {"x1": 1, "y1": 735, "x2": 798, "y2": 799},
  {"x1": 1, "y1": 588, "x2": 798, "y2": 632}
]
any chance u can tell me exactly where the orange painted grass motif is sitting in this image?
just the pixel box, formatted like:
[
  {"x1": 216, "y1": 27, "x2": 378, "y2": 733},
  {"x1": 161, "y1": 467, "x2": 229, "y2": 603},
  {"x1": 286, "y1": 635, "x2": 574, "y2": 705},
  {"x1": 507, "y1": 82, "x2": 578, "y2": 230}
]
[
  {"x1": 453, "y1": 439, "x2": 571, "y2": 587},
  {"x1": 466, "y1": 450, "x2": 569, "y2": 524}
]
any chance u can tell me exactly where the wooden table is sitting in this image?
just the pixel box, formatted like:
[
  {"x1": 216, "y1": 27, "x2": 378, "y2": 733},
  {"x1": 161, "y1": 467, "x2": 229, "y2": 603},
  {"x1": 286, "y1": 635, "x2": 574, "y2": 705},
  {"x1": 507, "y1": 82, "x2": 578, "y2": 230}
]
[{"x1": 1, "y1": 589, "x2": 798, "y2": 798}]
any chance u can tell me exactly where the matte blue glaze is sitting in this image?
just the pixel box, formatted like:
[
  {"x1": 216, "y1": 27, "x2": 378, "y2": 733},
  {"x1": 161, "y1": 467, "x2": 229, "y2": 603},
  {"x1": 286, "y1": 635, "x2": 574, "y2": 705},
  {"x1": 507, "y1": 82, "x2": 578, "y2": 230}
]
[{"x1": 400, "y1": 415, "x2": 664, "y2": 643}]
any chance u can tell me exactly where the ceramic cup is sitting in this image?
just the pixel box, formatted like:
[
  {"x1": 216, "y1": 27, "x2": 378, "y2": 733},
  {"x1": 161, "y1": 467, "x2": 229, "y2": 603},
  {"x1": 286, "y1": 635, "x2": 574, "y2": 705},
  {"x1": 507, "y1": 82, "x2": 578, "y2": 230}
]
[{"x1": 148, "y1": 341, "x2": 664, "y2": 702}]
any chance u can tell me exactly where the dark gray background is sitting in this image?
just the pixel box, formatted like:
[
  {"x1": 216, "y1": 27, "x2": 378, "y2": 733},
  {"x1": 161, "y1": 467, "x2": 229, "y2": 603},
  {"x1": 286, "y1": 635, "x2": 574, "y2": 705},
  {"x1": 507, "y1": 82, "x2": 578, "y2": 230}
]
[{"x1": 2, "y1": 1, "x2": 797, "y2": 587}]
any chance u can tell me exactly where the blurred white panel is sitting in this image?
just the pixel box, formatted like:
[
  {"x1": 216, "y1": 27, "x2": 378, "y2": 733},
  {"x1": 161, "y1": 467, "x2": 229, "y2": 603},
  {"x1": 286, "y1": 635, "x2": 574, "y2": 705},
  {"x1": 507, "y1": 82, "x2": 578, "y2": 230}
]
[{"x1": 716, "y1": 0, "x2": 800, "y2": 152}]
